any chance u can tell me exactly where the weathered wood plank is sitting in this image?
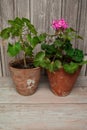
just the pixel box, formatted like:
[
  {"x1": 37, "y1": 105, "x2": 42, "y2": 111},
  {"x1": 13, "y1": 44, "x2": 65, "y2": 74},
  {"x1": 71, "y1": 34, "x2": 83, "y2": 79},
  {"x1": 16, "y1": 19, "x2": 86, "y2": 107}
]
[
  {"x1": 83, "y1": 0, "x2": 87, "y2": 54},
  {"x1": 62, "y1": 0, "x2": 79, "y2": 47},
  {"x1": 62, "y1": 0, "x2": 78, "y2": 29},
  {"x1": 14, "y1": 0, "x2": 30, "y2": 18},
  {"x1": 76, "y1": 0, "x2": 87, "y2": 51},
  {"x1": 0, "y1": 0, "x2": 14, "y2": 76},
  {"x1": 80, "y1": 55, "x2": 87, "y2": 76},
  {"x1": 0, "y1": 76, "x2": 87, "y2": 104},
  {"x1": 0, "y1": 103, "x2": 87, "y2": 130},
  {"x1": 31, "y1": 0, "x2": 61, "y2": 33},
  {"x1": 0, "y1": 0, "x2": 87, "y2": 77},
  {"x1": 31, "y1": 0, "x2": 61, "y2": 53}
]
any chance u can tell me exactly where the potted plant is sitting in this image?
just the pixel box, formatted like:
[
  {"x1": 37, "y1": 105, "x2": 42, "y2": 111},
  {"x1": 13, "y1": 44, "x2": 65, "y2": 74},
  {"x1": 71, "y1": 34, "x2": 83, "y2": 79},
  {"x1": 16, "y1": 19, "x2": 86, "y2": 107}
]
[
  {"x1": 34, "y1": 19, "x2": 87, "y2": 96},
  {"x1": 0, "y1": 17, "x2": 43, "y2": 96}
]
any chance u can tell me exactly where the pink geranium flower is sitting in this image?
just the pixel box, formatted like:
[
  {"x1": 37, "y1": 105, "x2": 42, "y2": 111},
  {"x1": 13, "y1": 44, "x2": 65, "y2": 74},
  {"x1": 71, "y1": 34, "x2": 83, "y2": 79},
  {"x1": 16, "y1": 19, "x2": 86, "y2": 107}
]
[{"x1": 52, "y1": 19, "x2": 68, "y2": 30}]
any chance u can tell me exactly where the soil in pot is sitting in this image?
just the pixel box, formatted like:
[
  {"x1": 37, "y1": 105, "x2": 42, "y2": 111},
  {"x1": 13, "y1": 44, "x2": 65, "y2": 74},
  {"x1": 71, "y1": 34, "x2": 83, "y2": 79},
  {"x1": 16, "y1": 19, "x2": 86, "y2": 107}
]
[
  {"x1": 9, "y1": 58, "x2": 41, "y2": 96},
  {"x1": 47, "y1": 67, "x2": 81, "y2": 96}
]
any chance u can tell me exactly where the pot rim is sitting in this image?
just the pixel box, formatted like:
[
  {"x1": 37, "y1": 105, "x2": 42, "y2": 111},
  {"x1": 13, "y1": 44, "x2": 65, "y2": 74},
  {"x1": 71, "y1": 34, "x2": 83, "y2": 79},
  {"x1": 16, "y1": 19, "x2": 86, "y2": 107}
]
[{"x1": 9, "y1": 59, "x2": 41, "y2": 71}]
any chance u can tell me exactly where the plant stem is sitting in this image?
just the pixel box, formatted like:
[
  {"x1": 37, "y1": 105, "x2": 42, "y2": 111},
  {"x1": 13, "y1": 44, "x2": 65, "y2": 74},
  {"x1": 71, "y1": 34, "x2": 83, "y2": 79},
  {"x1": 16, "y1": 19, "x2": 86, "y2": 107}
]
[
  {"x1": 24, "y1": 53, "x2": 27, "y2": 68},
  {"x1": 20, "y1": 35, "x2": 27, "y2": 68}
]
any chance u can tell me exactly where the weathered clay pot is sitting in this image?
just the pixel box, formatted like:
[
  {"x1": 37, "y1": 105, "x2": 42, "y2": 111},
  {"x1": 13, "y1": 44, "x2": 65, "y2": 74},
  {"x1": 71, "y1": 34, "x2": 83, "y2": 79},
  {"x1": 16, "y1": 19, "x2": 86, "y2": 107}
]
[
  {"x1": 47, "y1": 67, "x2": 81, "y2": 96},
  {"x1": 9, "y1": 61, "x2": 41, "y2": 96}
]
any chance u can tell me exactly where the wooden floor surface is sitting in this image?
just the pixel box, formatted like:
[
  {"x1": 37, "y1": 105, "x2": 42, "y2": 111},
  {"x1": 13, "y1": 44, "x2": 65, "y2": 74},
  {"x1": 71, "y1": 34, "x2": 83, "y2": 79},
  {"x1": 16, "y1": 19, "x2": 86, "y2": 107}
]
[{"x1": 0, "y1": 75, "x2": 87, "y2": 130}]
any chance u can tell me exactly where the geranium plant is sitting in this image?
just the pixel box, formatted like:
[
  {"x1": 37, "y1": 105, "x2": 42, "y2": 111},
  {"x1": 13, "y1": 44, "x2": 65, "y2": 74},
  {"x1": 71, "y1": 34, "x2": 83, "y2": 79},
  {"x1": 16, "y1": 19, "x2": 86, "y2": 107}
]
[
  {"x1": 34, "y1": 19, "x2": 87, "y2": 74},
  {"x1": 0, "y1": 17, "x2": 44, "y2": 68}
]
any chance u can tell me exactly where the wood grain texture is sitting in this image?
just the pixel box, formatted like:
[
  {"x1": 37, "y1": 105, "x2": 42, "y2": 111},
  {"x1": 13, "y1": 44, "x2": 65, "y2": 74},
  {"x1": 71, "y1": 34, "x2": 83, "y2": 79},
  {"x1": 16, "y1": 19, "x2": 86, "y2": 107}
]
[
  {"x1": 31, "y1": 0, "x2": 61, "y2": 33},
  {"x1": 76, "y1": 0, "x2": 87, "y2": 52},
  {"x1": 0, "y1": 0, "x2": 14, "y2": 76},
  {"x1": 0, "y1": 0, "x2": 87, "y2": 76},
  {"x1": 0, "y1": 76, "x2": 87, "y2": 129},
  {"x1": 14, "y1": 0, "x2": 30, "y2": 18},
  {"x1": 80, "y1": 55, "x2": 87, "y2": 76},
  {"x1": 0, "y1": 103, "x2": 87, "y2": 130},
  {"x1": 62, "y1": 0, "x2": 79, "y2": 47},
  {"x1": 0, "y1": 76, "x2": 87, "y2": 104}
]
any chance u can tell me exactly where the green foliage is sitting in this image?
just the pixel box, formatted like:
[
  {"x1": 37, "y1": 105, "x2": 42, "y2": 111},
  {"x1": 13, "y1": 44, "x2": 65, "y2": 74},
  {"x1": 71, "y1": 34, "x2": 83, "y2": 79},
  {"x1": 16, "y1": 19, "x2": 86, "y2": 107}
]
[
  {"x1": 30, "y1": 36, "x2": 40, "y2": 48},
  {"x1": 65, "y1": 48, "x2": 84, "y2": 62},
  {"x1": 0, "y1": 17, "x2": 41, "y2": 68},
  {"x1": 34, "y1": 51, "x2": 46, "y2": 67},
  {"x1": 0, "y1": 27, "x2": 11, "y2": 39},
  {"x1": 34, "y1": 51, "x2": 62, "y2": 72},
  {"x1": 34, "y1": 26, "x2": 87, "y2": 73},
  {"x1": 0, "y1": 17, "x2": 39, "y2": 58},
  {"x1": 7, "y1": 42, "x2": 21, "y2": 57},
  {"x1": 22, "y1": 17, "x2": 37, "y2": 35},
  {"x1": 48, "y1": 60, "x2": 62, "y2": 72},
  {"x1": 63, "y1": 62, "x2": 79, "y2": 74},
  {"x1": 38, "y1": 33, "x2": 47, "y2": 42},
  {"x1": 41, "y1": 43, "x2": 57, "y2": 58}
]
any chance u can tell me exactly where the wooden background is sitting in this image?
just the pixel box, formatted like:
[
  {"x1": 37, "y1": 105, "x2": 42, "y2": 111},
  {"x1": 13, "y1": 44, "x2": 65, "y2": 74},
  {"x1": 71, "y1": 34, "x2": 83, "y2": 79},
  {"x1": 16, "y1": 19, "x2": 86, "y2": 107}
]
[{"x1": 0, "y1": 0, "x2": 87, "y2": 77}]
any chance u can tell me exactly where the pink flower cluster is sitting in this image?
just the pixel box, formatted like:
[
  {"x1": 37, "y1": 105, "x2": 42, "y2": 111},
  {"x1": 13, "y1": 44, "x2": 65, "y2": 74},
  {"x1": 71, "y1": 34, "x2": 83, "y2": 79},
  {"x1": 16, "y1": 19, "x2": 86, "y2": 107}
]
[{"x1": 52, "y1": 19, "x2": 68, "y2": 30}]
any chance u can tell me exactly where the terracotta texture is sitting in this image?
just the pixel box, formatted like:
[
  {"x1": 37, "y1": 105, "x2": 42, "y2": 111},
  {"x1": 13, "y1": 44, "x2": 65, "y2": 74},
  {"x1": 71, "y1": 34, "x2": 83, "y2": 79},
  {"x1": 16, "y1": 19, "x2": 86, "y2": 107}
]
[
  {"x1": 47, "y1": 68, "x2": 81, "y2": 96},
  {"x1": 9, "y1": 63, "x2": 41, "y2": 96}
]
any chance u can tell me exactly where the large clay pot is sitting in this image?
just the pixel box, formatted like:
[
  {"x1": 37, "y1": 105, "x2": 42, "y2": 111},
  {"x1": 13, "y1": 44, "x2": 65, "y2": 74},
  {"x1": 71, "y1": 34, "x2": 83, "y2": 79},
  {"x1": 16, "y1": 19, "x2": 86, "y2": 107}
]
[
  {"x1": 9, "y1": 61, "x2": 41, "y2": 96},
  {"x1": 47, "y1": 67, "x2": 81, "y2": 96}
]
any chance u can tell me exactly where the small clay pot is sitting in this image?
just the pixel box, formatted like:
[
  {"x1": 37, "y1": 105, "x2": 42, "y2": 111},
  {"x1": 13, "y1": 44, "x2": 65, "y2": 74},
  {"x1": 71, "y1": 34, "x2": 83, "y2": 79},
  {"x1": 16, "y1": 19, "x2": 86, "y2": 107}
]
[
  {"x1": 47, "y1": 67, "x2": 81, "y2": 96},
  {"x1": 9, "y1": 60, "x2": 41, "y2": 96}
]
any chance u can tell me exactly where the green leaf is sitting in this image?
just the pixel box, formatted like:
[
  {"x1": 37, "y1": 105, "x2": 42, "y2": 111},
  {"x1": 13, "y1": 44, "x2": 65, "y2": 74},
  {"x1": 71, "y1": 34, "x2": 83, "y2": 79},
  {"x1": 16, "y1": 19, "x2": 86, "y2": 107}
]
[
  {"x1": 22, "y1": 17, "x2": 30, "y2": 24},
  {"x1": 79, "y1": 60, "x2": 87, "y2": 65},
  {"x1": 30, "y1": 36, "x2": 40, "y2": 48},
  {"x1": 54, "y1": 60, "x2": 62, "y2": 70},
  {"x1": 11, "y1": 27, "x2": 21, "y2": 36},
  {"x1": 48, "y1": 60, "x2": 62, "y2": 72},
  {"x1": 69, "y1": 27, "x2": 76, "y2": 32},
  {"x1": 72, "y1": 49, "x2": 84, "y2": 62},
  {"x1": 38, "y1": 33, "x2": 47, "y2": 42},
  {"x1": 76, "y1": 35, "x2": 83, "y2": 40},
  {"x1": 41, "y1": 43, "x2": 47, "y2": 50},
  {"x1": 7, "y1": 42, "x2": 21, "y2": 57},
  {"x1": 29, "y1": 24, "x2": 37, "y2": 35},
  {"x1": 27, "y1": 34, "x2": 31, "y2": 42},
  {"x1": 22, "y1": 17, "x2": 37, "y2": 34},
  {"x1": 34, "y1": 51, "x2": 45, "y2": 67},
  {"x1": 41, "y1": 44, "x2": 56, "y2": 55},
  {"x1": 24, "y1": 46, "x2": 33, "y2": 56},
  {"x1": 56, "y1": 51, "x2": 62, "y2": 58},
  {"x1": 0, "y1": 27, "x2": 11, "y2": 39},
  {"x1": 48, "y1": 62, "x2": 54, "y2": 72},
  {"x1": 8, "y1": 17, "x2": 23, "y2": 27},
  {"x1": 54, "y1": 39, "x2": 64, "y2": 47},
  {"x1": 63, "y1": 62, "x2": 79, "y2": 74}
]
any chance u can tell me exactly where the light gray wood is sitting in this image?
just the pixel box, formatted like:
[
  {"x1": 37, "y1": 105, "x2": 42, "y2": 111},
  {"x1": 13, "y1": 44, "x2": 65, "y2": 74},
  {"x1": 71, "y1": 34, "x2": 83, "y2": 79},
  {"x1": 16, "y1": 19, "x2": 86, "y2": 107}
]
[
  {"x1": 0, "y1": 0, "x2": 14, "y2": 76},
  {"x1": 0, "y1": 0, "x2": 87, "y2": 76},
  {"x1": 0, "y1": 76, "x2": 87, "y2": 104},
  {"x1": 14, "y1": 0, "x2": 30, "y2": 18},
  {"x1": 31, "y1": 0, "x2": 61, "y2": 52},
  {"x1": 0, "y1": 103, "x2": 87, "y2": 130},
  {"x1": 84, "y1": 3, "x2": 87, "y2": 54},
  {"x1": 31, "y1": 0, "x2": 61, "y2": 33},
  {"x1": 62, "y1": 0, "x2": 78, "y2": 28},
  {"x1": 80, "y1": 55, "x2": 87, "y2": 76},
  {"x1": 77, "y1": 0, "x2": 87, "y2": 52},
  {"x1": 0, "y1": 76, "x2": 87, "y2": 130},
  {"x1": 62, "y1": 0, "x2": 79, "y2": 47}
]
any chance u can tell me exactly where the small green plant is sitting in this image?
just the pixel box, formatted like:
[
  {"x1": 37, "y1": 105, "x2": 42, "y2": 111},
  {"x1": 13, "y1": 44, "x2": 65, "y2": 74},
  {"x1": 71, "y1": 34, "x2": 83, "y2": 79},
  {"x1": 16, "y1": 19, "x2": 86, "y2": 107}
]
[
  {"x1": 34, "y1": 19, "x2": 87, "y2": 73},
  {"x1": 0, "y1": 17, "x2": 44, "y2": 68}
]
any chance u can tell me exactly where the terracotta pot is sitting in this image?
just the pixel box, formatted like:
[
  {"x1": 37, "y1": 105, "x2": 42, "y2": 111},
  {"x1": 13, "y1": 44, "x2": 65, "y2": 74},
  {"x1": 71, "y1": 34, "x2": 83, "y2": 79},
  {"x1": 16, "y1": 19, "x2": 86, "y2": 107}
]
[
  {"x1": 47, "y1": 67, "x2": 81, "y2": 96},
  {"x1": 9, "y1": 61, "x2": 41, "y2": 96}
]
